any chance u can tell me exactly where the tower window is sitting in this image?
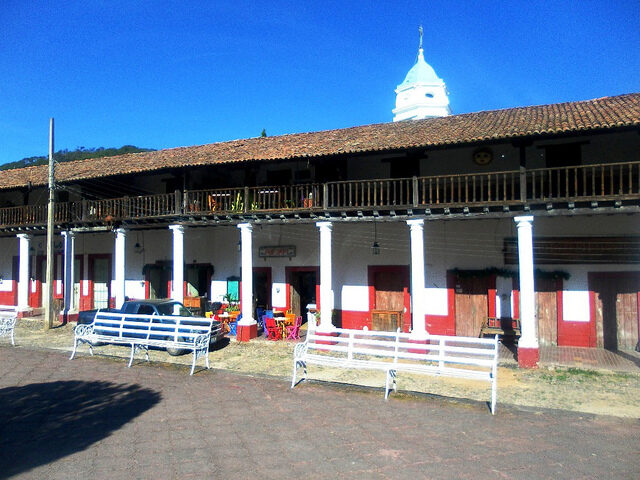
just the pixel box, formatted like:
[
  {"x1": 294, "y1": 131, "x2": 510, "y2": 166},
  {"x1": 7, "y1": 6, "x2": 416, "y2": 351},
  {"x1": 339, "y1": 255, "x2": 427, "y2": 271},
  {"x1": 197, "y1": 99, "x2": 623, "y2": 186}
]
[{"x1": 425, "y1": 92, "x2": 434, "y2": 98}]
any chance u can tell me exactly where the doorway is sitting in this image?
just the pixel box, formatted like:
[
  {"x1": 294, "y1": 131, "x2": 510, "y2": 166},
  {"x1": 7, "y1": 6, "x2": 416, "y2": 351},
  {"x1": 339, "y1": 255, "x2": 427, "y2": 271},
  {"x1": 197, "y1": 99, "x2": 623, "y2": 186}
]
[
  {"x1": 146, "y1": 262, "x2": 171, "y2": 299},
  {"x1": 453, "y1": 273, "x2": 491, "y2": 337},
  {"x1": 185, "y1": 264, "x2": 213, "y2": 298},
  {"x1": 253, "y1": 267, "x2": 272, "y2": 311},
  {"x1": 536, "y1": 277, "x2": 561, "y2": 346},
  {"x1": 368, "y1": 266, "x2": 410, "y2": 332},
  {"x1": 72, "y1": 255, "x2": 83, "y2": 310},
  {"x1": 90, "y1": 255, "x2": 111, "y2": 309},
  {"x1": 590, "y1": 272, "x2": 640, "y2": 351},
  {"x1": 29, "y1": 255, "x2": 46, "y2": 308},
  {"x1": 286, "y1": 267, "x2": 318, "y2": 318}
]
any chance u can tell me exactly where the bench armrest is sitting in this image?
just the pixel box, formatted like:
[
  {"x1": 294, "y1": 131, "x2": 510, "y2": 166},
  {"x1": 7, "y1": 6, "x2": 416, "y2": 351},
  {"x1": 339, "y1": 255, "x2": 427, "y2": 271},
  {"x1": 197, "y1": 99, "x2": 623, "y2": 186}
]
[
  {"x1": 0, "y1": 316, "x2": 16, "y2": 329},
  {"x1": 74, "y1": 324, "x2": 94, "y2": 338},
  {"x1": 293, "y1": 341, "x2": 308, "y2": 358},
  {"x1": 194, "y1": 333, "x2": 211, "y2": 349}
]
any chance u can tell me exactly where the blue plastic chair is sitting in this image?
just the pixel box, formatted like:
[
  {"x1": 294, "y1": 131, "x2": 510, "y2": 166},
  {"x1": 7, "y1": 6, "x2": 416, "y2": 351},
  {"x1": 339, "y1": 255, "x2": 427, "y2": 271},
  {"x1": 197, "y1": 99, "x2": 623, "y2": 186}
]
[
  {"x1": 261, "y1": 311, "x2": 273, "y2": 337},
  {"x1": 229, "y1": 313, "x2": 242, "y2": 336}
]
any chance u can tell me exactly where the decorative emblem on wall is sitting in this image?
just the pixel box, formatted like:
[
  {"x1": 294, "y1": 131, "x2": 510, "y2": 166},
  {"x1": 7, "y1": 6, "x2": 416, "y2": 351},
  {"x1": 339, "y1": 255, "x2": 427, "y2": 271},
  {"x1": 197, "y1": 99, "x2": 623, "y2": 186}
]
[{"x1": 472, "y1": 148, "x2": 493, "y2": 166}]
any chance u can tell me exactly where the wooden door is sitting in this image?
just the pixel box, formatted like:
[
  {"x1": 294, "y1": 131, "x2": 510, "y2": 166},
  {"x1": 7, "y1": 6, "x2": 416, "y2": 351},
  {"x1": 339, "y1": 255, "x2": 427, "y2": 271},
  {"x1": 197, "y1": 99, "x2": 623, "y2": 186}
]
[
  {"x1": 374, "y1": 272, "x2": 404, "y2": 311},
  {"x1": 536, "y1": 277, "x2": 559, "y2": 346},
  {"x1": 591, "y1": 273, "x2": 640, "y2": 350},
  {"x1": 373, "y1": 271, "x2": 405, "y2": 331},
  {"x1": 289, "y1": 282, "x2": 301, "y2": 317},
  {"x1": 454, "y1": 275, "x2": 489, "y2": 337},
  {"x1": 288, "y1": 270, "x2": 317, "y2": 317}
]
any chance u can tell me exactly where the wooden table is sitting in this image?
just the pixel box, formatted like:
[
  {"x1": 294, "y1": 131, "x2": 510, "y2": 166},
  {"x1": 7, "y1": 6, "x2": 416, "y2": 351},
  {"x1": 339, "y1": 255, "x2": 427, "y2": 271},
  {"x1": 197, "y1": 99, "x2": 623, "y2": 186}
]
[
  {"x1": 274, "y1": 316, "x2": 294, "y2": 339},
  {"x1": 217, "y1": 312, "x2": 239, "y2": 333}
]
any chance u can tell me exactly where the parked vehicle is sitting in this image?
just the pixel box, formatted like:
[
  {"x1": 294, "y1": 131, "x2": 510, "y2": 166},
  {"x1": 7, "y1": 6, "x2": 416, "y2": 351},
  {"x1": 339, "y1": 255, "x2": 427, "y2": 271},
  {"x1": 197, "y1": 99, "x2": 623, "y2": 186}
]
[{"x1": 77, "y1": 299, "x2": 224, "y2": 355}]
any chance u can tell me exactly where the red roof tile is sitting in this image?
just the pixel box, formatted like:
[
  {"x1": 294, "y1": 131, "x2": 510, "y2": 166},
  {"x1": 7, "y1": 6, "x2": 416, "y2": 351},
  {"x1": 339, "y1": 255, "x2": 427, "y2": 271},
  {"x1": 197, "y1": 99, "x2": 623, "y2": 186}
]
[{"x1": 1, "y1": 93, "x2": 639, "y2": 191}]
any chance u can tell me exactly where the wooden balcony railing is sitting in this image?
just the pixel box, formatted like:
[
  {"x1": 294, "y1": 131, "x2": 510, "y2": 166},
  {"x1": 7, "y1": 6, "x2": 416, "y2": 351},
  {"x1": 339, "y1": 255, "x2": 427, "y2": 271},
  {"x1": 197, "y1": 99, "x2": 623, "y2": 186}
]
[
  {"x1": 82, "y1": 193, "x2": 177, "y2": 221},
  {"x1": 184, "y1": 184, "x2": 322, "y2": 214},
  {"x1": 417, "y1": 170, "x2": 521, "y2": 206},
  {"x1": 0, "y1": 205, "x2": 47, "y2": 227},
  {"x1": 1, "y1": 161, "x2": 638, "y2": 229},
  {"x1": 184, "y1": 188, "x2": 245, "y2": 214},
  {"x1": 326, "y1": 178, "x2": 413, "y2": 208},
  {"x1": 526, "y1": 161, "x2": 640, "y2": 201}
]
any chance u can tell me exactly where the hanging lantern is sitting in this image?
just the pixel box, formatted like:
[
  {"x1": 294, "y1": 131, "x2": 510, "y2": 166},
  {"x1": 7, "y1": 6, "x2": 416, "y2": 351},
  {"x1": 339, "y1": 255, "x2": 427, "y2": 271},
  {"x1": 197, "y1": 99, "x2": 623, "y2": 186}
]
[{"x1": 372, "y1": 221, "x2": 381, "y2": 255}]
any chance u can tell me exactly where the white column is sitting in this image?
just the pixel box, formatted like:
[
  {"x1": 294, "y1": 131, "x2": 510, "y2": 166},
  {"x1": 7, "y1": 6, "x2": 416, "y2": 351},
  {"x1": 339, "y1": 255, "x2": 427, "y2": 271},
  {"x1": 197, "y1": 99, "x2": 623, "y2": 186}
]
[
  {"x1": 169, "y1": 225, "x2": 184, "y2": 304},
  {"x1": 114, "y1": 228, "x2": 127, "y2": 309},
  {"x1": 407, "y1": 219, "x2": 426, "y2": 337},
  {"x1": 515, "y1": 216, "x2": 538, "y2": 349},
  {"x1": 316, "y1": 221, "x2": 334, "y2": 331},
  {"x1": 62, "y1": 231, "x2": 76, "y2": 313},
  {"x1": 237, "y1": 223, "x2": 256, "y2": 325},
  {"x1": 17, "y1": 234, "x2": 32, "y2": 311}
]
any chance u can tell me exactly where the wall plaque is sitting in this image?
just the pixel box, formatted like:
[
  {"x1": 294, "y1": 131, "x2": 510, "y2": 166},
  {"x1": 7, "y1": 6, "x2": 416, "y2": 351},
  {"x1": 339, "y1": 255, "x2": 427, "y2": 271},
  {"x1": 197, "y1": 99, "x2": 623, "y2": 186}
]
[{"x1": 259, "y1": 245, "x2": 296, "y2": 258}]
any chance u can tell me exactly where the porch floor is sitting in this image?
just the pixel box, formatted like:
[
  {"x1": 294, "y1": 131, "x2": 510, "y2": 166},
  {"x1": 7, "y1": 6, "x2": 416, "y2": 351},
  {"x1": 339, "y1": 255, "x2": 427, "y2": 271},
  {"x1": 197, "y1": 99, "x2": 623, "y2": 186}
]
[{"x1": 498, "y1": 342, "x2": 640, "y2": 373}]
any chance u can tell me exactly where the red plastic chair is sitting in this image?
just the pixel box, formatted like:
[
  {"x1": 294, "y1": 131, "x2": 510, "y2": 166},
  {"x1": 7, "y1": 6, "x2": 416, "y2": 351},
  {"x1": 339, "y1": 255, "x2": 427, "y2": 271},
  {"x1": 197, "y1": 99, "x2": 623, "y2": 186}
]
[
  {"x1": 285, "y1": 316, "x2": 302, "y2": 340},
  {"x1": 265, "y1": 317, "x2": 282, "y2": 340}
]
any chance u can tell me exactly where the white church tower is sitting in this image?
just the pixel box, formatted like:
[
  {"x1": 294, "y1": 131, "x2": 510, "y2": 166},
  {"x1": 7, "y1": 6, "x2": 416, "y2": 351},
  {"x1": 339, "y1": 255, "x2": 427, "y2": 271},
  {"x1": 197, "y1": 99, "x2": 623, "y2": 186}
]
[{"x1": 393, "y1": 27, "x2": 451, "y2": 122}]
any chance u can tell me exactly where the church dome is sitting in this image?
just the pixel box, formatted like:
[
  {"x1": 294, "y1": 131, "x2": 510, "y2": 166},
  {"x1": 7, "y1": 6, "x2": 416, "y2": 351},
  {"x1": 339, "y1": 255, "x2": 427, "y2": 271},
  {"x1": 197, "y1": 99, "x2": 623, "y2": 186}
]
[
  {"x1": 392, "y1": 28, "x2": 451, "y2": 122},
  {"x1": 399, "y1": 49, "x2": 442, "y2": 87}
]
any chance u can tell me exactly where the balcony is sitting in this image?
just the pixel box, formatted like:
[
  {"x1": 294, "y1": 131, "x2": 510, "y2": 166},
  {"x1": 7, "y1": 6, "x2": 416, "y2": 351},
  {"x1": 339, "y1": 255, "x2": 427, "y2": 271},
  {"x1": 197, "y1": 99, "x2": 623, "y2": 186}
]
[{"x1": 1, "y1": 161, "x2": 639, "y2": 230}]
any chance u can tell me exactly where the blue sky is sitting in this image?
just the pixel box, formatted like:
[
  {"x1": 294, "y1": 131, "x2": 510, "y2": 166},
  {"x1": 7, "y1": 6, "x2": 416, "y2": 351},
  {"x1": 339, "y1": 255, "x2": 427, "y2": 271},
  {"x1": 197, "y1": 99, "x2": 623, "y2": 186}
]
[{"x1": 1, "y1": 1, "x2": 639, "y2": 165}]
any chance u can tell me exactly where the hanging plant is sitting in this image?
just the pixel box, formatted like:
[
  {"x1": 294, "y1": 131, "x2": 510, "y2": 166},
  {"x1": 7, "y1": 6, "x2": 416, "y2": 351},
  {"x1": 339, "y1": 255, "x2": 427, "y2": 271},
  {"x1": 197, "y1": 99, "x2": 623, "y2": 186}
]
[
  {"x1": 534, "y1": 269, "x2": 571, "y2": 280},
  {"x1": 451, "y1": 267, "x2": 570, "y2": 280},
  {"x1": 451, "y1": 268, "x2": 517, "y2": 279}
]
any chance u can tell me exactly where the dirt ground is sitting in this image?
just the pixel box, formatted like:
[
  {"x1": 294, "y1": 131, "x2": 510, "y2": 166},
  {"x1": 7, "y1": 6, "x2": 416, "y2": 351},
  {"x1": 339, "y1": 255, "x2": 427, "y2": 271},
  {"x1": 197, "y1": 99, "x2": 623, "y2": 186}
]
[{"x1": 8, "y1": 319, "x2": 640, "y2": 418}]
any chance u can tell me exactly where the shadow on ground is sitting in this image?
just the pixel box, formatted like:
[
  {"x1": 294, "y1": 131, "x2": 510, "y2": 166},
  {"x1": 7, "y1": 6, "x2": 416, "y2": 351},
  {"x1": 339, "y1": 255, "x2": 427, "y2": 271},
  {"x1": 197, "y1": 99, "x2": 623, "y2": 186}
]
[
  {"x1": 0, "y1": 380, "x2": 161, "y2": 479},
  {"x1": 616, "y1": 349, "x2": 640, "y2": 368}
]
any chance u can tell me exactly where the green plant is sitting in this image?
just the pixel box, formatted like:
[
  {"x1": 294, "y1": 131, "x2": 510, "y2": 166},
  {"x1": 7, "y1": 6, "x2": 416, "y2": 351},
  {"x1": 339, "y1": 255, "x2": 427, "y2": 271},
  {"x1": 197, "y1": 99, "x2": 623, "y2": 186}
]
[
  {"x1": 222, "y1": 293, "x2": 240, "y2": 312},
  {"x1": 231, "y1": 192, "x2": 244, "y2": 212}
]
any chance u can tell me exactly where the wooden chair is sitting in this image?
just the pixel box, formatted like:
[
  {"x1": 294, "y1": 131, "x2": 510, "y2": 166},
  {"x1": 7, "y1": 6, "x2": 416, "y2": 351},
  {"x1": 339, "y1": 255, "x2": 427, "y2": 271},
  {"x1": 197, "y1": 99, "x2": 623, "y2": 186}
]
[
  {"x1": 285, "y1": 316, "x2": 302, "y2": 340},
  {"x1": 480, "y1": 317, "x2": 521, "y2": 339},
  {"x1": 265, "y1": 317, "x2": 281, "y2": 340}
]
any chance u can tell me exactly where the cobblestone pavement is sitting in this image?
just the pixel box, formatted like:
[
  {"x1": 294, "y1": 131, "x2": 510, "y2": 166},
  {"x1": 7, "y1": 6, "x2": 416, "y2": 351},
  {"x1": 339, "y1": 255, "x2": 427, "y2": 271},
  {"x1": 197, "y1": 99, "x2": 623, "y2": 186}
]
[{"x1": 0, "y1": 346, "x2": 638, "y2": 480}]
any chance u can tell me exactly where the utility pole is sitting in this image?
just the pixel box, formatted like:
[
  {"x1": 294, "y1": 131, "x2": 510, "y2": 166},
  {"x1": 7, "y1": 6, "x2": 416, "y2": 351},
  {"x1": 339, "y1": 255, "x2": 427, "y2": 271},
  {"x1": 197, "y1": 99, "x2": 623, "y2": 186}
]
[{"x1": 44, "y1": 118, "x2": 55, "y2": 330}]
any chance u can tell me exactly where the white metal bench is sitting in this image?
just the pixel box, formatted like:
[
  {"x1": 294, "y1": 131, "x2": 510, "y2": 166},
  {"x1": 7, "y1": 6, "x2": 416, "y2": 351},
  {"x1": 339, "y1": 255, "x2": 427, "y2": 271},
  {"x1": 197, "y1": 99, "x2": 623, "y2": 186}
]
[
  {"x1": 292, "y1": 327, "x2": 499, "y2": 414},
  {"x1": 70, "y1": 311, "x2": 220, "y2": 375},
  {"x1": 0, "y1": 306, "x2": 17, "y2": 346}
]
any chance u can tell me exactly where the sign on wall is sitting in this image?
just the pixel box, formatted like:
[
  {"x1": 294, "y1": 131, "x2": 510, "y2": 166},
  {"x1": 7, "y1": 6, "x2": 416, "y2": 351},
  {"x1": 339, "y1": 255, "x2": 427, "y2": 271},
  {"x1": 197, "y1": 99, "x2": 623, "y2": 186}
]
[{"x1": 258, "y1": 245, "x2": 296, "y2": 259}]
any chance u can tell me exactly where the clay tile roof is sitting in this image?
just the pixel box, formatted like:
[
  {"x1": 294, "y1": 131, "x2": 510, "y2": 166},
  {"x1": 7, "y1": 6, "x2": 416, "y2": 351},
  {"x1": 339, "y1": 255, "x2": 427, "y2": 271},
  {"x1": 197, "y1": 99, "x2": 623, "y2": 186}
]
[{"x1": 1, "y1": 93, "x2": 639, "y2": 191}]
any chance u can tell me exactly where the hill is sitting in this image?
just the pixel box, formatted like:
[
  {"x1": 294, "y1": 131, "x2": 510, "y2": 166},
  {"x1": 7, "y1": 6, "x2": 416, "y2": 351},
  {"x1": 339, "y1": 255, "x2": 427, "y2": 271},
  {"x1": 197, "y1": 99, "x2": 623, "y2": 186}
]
[{"x1": 0, "y1": 145, "x2": 155, "y2": 171}]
